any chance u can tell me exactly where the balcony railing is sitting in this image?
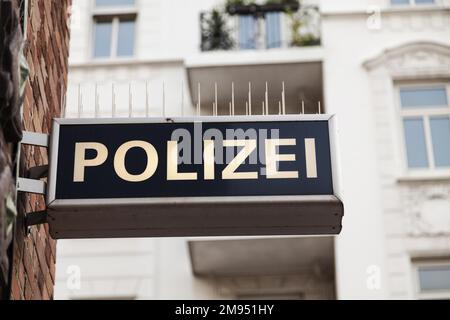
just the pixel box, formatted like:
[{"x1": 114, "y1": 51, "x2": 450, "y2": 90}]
[{"x1": 200, "y1": 5, "x2": 320, "y2": 52}]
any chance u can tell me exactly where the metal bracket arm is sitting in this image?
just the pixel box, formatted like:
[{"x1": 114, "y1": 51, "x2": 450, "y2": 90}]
[
  {"x1": 17, "y1": 131, "x2": 49, "y2": 195},
  {"x1": 17, "y1": 178, "x2": 46, "y2": 195},
  {"x1": 21, "y1": 131, "x2": 49, "y2": 147},
  {"x1": 25, "y1": 210, "x2": 48, "y2": 227},
  {"x1": 27, "y1": 165, "x2": 49, "y2": 179}
]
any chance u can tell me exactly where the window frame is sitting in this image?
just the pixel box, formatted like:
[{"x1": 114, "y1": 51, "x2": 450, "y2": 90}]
[
  {"x1": 396, "y1": 82, "x2": 450, "y2": 177},
  {"x1": 237, "y1": 13, "x2": 287, "y2": 50},
  {"x1": 390, "y1": 0, "x2": 437, "y2": 6},
  {"x1": 412, "y1": 259, "x2": 450, "y2": 300},
  {"x1": 91, "y1": 0, "x2": 138, "y2": 60}
]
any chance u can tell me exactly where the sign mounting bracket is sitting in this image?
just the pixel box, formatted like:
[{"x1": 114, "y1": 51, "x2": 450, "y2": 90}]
[
  {"x1": 21, "y1": 131, "x2": 49, "y2": 147},
  {"x1": 25, "y1": 210, "x2": 48, "y2": 227},
  {"x1": 17, "y1": 131, "x2": 49, "y2": 195},
  {"x1": 17, "y1": 178, "x2": 46, "y2": 195}
]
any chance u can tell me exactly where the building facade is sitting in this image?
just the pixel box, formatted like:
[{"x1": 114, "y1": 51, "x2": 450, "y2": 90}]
[
  {"x1": 55, "y1": 0, "x2": 450, "y2": 300},
  {"x1": 0, "y1": 0, "x2": 72, "y2": 300}
]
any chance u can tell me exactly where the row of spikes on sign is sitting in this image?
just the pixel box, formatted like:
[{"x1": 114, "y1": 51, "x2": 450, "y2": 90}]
[{"x1": 67, "y1": 81, "x2": 322, "y2": 118}]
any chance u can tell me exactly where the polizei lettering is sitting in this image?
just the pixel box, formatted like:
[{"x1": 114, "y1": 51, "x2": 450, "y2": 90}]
[{"x1": 73, "y1": 136, "x2": 317, "y2": 182}]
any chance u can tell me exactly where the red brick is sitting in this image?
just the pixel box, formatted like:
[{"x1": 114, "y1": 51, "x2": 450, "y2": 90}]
[{"x1": 4, "y1": 0, "x2": 72, "y2": 300}]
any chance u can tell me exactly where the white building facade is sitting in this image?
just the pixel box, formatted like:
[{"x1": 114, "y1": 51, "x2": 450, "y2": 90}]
[{"x1": 55, "y1": 0, "x2": 450, "y2": 300}]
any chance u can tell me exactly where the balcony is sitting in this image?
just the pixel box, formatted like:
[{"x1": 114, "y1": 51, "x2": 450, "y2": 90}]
[
  {"x1": 185, "y1": 3, "x2": 323, "y2": 116},
  {"x1": 188, "y1": 236, "x2": 336, "y2": 299},
  {"x1": 200, "y1": 4, "x2": 321, "y2": 52}
]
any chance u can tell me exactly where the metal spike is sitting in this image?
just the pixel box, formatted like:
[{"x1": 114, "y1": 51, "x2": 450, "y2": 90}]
[
  {"x1": 95, "y1": 83, "x2": 99, "y2": 118},
  {"x1": 77, "y1": 84, "x2": 82, "y2": 118},
  {"x1": 80, "y1": 91, "x2": 84, "y2": 118},
  {"x1": 128, "y1": 83, "x2": 133, "y2": 118},
  {"x1": 248, "y1": 82, "x2": 252, "y2": 116},
  {"x1": 214, "y1": 82, "x2": 218, "y2": 116},
  {"x1": 231, "y1": 82, "x2": 235, "y2": 116},
  {"x1": 162, "y1": 82, "x2": 166, "y2": 117},
  {"x1": 145, "y1": 81, "x2": 150, "y2": 118},
  {"x1": 181, "y1": 81, "x2": 184, "y2": 117},
  {"x1": 61, "y1": 87, "x2": 66, "y2": 118},
  {"x1": 246, "y1": 101, "x2": 249, "y2": 116},
  {"x1": 302, "y1": 100, "x2": 305, "y2": 115},
  {"x1": 60, "y1": 82, "x2": 66, "y2": 118},
  {"x1": 318, "y1": 101, "x2": 322, "y2": 114},
  {"x1": 229, "y1": 102, "x2": 232, "y2": 116},
  {"x1": 282, "y1": 81, "x2": 286, "y2": 115},
  {"x1": 262, "y1": 101, "x2": 265, "y2": 115},
  {"x1": 112, "y1": 83, "x2": 116, "y2": 118},
  {"x1": 278, "y1": 101, "x2": 282, "y2": 115},
  {"x1": 197, "y1": 82, "x2": 201, "y2": 116}
]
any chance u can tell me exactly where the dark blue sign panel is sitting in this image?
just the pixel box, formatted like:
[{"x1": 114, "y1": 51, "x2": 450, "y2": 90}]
[{"x1": 52, "y1": 119, "x2": 333, "y2": 200}]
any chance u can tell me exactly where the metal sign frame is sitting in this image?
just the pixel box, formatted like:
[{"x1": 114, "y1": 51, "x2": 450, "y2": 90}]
[{"x1": 46, "y1": 114, "x2": 343, "y2": 239}]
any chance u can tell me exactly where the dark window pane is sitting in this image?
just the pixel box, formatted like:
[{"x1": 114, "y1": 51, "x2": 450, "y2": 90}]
[
  {"x1": 96, "y1": 0, "x2": 135, "y2": 7},
  {"x1": 94, "y1": 21, "x2": 112, "y2": 58},
  {"x1": 430, "y1": 117, "x2": 450, "y2": 167},
  {"x1": 419, "y1": 266, "x2": 450, "y2": 291},
  {"x1": 117, "y1": 20, "x2": 135, "y2": 57},
  {"x1": 403, "y1": 118, "x2": 429, "y2": 168},
  {"x1": 400, "y1": 87, "x2": 448, "y2": 108}
]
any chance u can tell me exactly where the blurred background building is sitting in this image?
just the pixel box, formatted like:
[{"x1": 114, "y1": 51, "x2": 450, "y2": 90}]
[{"x1": 54, "y1": 0, "x2": 450, "y2": 300}]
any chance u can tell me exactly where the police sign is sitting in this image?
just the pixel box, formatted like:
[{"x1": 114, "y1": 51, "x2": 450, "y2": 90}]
[{"x1": 47, "y1": 115, "x2": 343, "y2": 239}]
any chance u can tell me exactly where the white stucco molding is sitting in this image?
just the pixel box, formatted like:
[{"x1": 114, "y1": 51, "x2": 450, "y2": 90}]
[
  {"x1": 321, "y1": 6, "x2": 450, "y2": 18},
  {"x1": 363, "y1": 41, "x2": 450, "y2": 79},
  {"x1": 403, "y1": 183, "x2": 450, "y2": 237}
]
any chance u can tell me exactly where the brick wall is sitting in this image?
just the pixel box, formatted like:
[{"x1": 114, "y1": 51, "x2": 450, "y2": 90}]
[{"x1": 5, "y1": 0, "x2": 71, "y2": 300}]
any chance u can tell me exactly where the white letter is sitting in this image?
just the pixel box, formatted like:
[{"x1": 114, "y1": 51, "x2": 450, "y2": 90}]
[
  {"x1": 167, "y1": 141, "x2": 197, "y2": 180},
  {"x1": 366, "y1": 265, "x2": 382, "y2": 290},
  {"x1": 114, "y1": 141, "x2": 158, "y2": 182},
  {"x1": 204, "y1": 140, "x2": 215, "y2": 180},
  {"x1": 265, "y1": 139, "x2": 299, "y2": 179},
  {"x1": 305, "y1": 138, "x2": 318, "y2": 178},
  {"x1": 367, "y1": 5, "x2": 381, "y2": 30},
  {"x1": 66, "y1": 265, "x2": 81, "y2": 290},
  {"x1": 222, "y1": 140, "x2": 257, "y2": 180},
  {"x1": 73, "y1": 142, "x2": 108, "y2": 182}
]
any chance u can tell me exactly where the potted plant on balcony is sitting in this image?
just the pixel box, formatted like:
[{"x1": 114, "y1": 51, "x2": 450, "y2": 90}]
[
  {"x1": 288, "y1": 8, "x2": 320, "y2": 47},
  {"x1": 225, "y1": 0, "x2": 258, "y2": 15},
  {"x1": 262, "y1": 0, "x2": 300, "y2": 13},
  {"x1": 201, "y1": 9, "x2": 234, "y2": 51},
  {"x1": 226, "y1": 0, "x2": 299, "y2": 15}
]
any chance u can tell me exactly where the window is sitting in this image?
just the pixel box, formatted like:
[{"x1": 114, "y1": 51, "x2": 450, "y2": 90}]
[
  {"x1": 238, "y1": 15, "x2": 256, "y2": 50},
  {"x1": 92, "y1": 0, "x2": 136, "y2": 59},
  {"x1": 265, "y1": 12, "x2": 282, "y2": 49},
  {"x1": 391, "y1": 0, "x2": 435, "y2": 5},
  {"x1": 399, "y1": 84, "x2": 450, "y2": 171},
  {"x1": 413, "y1": 260, "x2": 450, "y2": 300},
  {"x1": 238, "y1": 13, "x2": 282, "y2": 50}
]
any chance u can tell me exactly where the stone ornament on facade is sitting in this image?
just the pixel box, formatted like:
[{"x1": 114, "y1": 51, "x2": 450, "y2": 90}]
[
  {"x1": 404, "y1": 184, "x2": 450, "y2": 237},
  {"x1": 363, "y1": 41, "x2": 450, "y2": 78}
]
